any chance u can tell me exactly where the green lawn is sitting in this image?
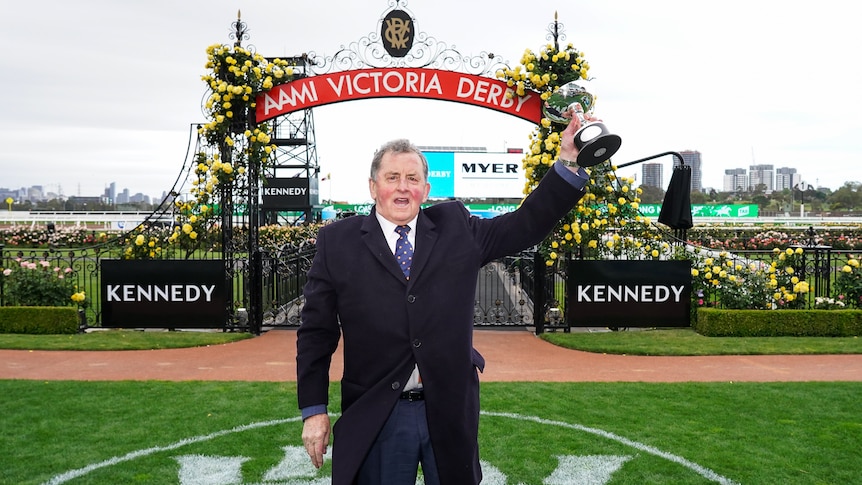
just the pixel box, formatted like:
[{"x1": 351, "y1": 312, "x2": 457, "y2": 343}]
[
  {"x1": 2, "y1": 329, "x2": 860, "y2": 483},
  {"x1": 0, "y1": 330, "x2": 252, "y2": 351},
  {"x1": 2, "y1": 381, "x2": 859, "y2": 484},
  {"x1": 542, "y1": 327, "x2": 862, "y2": 355}
]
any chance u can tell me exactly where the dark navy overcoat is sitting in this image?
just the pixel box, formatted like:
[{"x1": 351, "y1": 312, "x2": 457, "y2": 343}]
[{"x1": 297, "y1": 166, "x2": 585, "y2": 484}]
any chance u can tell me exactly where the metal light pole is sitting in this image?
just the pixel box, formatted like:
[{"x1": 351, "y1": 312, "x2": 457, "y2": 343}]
[
  {"x1": 795, "y1": 182, "x2": 813, "y2": 217},
  {"x1": 800, "y1": 185, "x2": 805, "y2": 218}
]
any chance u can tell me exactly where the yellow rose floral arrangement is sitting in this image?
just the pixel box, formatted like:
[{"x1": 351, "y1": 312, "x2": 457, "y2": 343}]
[
  {"x1": 687, "y1": 247, "x2": 810, "y2": 312},
  {"x1": 124, "y1": 44, "x2": 295, "y2": 259},
  {"x1": 499, "y1": 43, "x2": 661, "y2": 266}
]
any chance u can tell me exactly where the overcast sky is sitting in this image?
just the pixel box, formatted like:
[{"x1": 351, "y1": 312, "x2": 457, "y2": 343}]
[{"x1": 2, "y1": 0, "x2": 859, "y2": 203}]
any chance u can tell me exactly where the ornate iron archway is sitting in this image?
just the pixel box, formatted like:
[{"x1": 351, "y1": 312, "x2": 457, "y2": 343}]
[
  {"x1": 12, "y1": 3, "x2": 572, "y2": 333},
  {"x1": 236, "y1": 1, "x2": 553, "y2": 332}
]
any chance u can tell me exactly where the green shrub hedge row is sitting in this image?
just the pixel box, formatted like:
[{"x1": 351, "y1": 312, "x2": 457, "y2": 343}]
[
  {"x1": 695, "y1": 308, "x2": 862, "y2": 337},
  {"x1": 0, "y1": 307, "x2": 79, "y2": 334}
]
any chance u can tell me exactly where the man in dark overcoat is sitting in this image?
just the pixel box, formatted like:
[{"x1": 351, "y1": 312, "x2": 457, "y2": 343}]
[{"x1": 297, "y1": 116, "x2": 592, "y2": 484}]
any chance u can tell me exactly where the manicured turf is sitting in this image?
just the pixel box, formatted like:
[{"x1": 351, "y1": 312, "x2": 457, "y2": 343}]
[
  {"x1": 542, "y1": 327, "x2": 862, "y2": 355},
  {"x1": 3, "y1": 381, "x2": 860, "y2": 484},
  {"x1": 0, "y1": 330, "x2": 252, "y2": 351}
]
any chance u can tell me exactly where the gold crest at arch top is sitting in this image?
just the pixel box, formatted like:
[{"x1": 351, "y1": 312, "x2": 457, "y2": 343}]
[{"x1": 382, "y1": 9, "x2": 414, "y2": 57}]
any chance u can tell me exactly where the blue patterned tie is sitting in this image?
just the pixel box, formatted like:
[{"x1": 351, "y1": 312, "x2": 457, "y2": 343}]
[{"x1": 394, "y1": 225, "x2": 414, "y2": 279}]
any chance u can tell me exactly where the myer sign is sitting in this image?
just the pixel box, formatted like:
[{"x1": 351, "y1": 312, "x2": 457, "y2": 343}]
[
  {"x1": 425, "y1": 151, "x2": 525, "y2": 198},
  {"x1": 101, "y1": 260, "x2": 227, "y2": 328},
  {"x1": 262, "y1": 177, "x2": 319, "y2": 210},
  {"x1": 568, "y1": 260, "x2": 691, "y2": 327}
]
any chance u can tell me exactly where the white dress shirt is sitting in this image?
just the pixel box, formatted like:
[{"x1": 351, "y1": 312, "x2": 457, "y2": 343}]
[{"x1": 375, "y1": 212, "x2": 422, "y2": 391}]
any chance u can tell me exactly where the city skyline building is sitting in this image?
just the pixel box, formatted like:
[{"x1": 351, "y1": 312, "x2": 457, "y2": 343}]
[
  {"x1": 723, "y1": 168, "x2": 748, "y2": 193},
  {"x1": 676, "y1": 150, "x2": 703, "y2": 193},
  {"x1": 106, "y1": 182, "x2": 117, "y2": 205},
  {"x1": 775, "y1": 167, "x2": 802, "y2": 192},
  {"x1": 0, "y1": 181, "x2": 161, "y2": 206},
  {"x1": 749, "y1": 164, "x2": 775, "y2": 192},
  {"x1": 641, "y1": 163, "x2": 663, "y2": 189}
]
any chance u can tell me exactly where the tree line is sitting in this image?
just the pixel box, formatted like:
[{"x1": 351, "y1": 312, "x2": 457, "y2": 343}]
[{"x1": 639, "y1": 181, "x2": 862, "y2": 215}]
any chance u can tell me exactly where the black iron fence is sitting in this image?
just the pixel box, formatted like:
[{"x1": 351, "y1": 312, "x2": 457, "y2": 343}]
[
  {"x1": 3, "y1": 241, "x2": 861, "y2": 333},
  {"x1": 472, "y1": 252, "x2": 536, "y2": 327},
  {"x1": 696, "y1": 248, "x2": 862, "y2": 306},
  {"x1": 516, "y1": 242, "x2": 862, "y2": 333},
  {"x1": 259, "y1": 246, "x2": 315, "y2": 327}
]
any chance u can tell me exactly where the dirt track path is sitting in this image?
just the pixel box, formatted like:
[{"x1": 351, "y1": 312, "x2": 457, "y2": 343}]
[
  {"x1": 0, "y1": 330, "x2": 862, "y2": 382},
  {"x1": 2, "y1": 329, "x2": 861, "y2": 383}
]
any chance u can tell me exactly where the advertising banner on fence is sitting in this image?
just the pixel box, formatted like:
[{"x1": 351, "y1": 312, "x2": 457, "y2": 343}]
[
  {"x1": 638, "y1": 204, "x2": 758, "y2": 218},
  {"x1": 101, "y1": 260, "x2": 227, "y2": 328},
  {"x1": 568, "y1": 260, "x2": 691, "y2": 327}
]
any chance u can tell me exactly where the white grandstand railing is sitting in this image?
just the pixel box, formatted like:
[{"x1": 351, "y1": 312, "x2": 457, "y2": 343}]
[
  {"x1": 2, "y1": 211, "x2": 862, "y2": 228},
  {"x1": 0, "y1": 211, "x2": 171, "y2": 229},
  {"x1": 690, "y1": 216, "x2": 862, "y2": 227}
]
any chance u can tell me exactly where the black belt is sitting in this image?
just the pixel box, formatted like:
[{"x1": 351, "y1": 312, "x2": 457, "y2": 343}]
[{"x1": 399, "y1": 390, "x2": 424, "y2": 401}]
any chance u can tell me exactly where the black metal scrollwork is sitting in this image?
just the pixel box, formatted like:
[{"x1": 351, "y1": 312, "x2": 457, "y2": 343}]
[{"x1": 304, "y1": 1, "x2": 510, "y2": 76}]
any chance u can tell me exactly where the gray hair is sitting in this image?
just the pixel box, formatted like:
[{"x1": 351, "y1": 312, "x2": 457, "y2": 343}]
[{"x1": 369, "y1": 139, "x2": 429, "y2": 181}]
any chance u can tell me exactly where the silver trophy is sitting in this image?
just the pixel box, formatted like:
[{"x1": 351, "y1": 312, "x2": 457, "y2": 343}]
[{"x1": 542, "y1": 81, "x2": 621, "y2": 167}]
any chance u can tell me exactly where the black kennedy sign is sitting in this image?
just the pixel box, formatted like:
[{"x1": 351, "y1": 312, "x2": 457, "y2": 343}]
[
  {"x1": 567, "y1": 260, "x2": 691, "y2": 327},
  {"x1": 262, "y1": 177, "x2": 319, "y2": 210},
  {"x1": 101, "y1": 260, "x2": 226, "y2": 328}
]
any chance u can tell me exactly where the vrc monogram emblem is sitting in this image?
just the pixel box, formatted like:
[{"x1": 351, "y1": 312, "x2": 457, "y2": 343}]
[{"x1": 381, "y1": 9, "x2": 414, "y2": 57}]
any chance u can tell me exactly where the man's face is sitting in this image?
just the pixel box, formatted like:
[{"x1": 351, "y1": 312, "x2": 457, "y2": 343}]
[{"x1": 369, "y1": 151, "x2": 431, "y2": 225}]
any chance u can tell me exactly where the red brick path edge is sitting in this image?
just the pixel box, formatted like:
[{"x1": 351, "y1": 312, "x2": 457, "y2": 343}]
[{"x1": 1, "y1": 329, "x2": 861, "y2": 383}]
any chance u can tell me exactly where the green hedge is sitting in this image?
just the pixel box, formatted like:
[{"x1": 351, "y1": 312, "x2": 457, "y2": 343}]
[
  {"x1": 695, "y1": 308, "x2": 862, "y2": 337},
  {"x1": 0, "y1": 307, "x2": 79, "y2": 334}
]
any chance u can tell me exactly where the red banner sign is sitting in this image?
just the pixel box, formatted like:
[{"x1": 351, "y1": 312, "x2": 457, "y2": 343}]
[{"x1": 255, "y1": 68, "x2": 542, "y2": 123}]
